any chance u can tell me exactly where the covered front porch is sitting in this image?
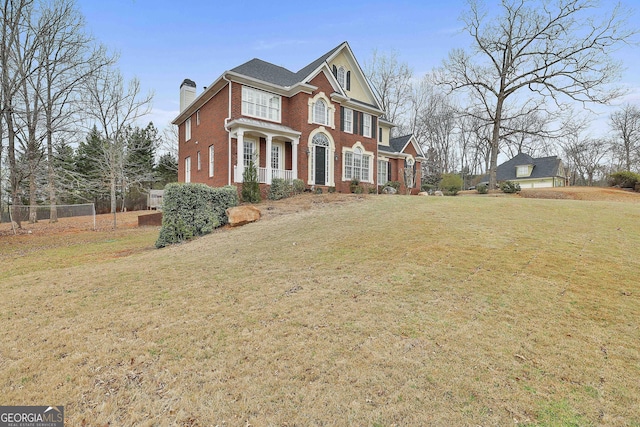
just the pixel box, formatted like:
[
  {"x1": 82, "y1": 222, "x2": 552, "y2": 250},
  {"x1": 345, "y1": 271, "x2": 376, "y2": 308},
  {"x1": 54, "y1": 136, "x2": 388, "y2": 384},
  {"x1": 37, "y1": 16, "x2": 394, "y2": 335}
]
[{"x1": 227, "y1": 118, "x2": 302, "y2": 184}]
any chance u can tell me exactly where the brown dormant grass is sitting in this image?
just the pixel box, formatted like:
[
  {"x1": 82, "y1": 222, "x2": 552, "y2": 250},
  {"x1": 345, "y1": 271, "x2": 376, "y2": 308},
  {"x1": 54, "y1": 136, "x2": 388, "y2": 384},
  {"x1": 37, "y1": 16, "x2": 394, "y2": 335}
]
[{"x1": 1, "y1": 194, "x2": 639, "y2": 426}]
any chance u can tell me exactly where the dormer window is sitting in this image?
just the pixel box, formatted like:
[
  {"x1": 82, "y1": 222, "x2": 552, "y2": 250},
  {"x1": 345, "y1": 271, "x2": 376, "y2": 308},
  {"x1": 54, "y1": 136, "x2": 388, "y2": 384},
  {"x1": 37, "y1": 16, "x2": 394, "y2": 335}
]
[
  {"x1": 516, "y1": 165, "x2": 532, "y2": 177},
  {"x1": 314, "y1": 99, "x2": 328, "y2": 125}
]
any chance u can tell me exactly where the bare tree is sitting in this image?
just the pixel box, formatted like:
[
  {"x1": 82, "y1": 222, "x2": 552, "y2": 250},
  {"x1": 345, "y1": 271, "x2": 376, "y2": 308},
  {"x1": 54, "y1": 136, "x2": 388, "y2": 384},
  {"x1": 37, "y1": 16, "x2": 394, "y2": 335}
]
[
  {"x1": 36, "y1": 0, "x2": 112, "y2": 222},
  {"x1": 563, "y1": 137, "x2": 609, "y2": 185},
  {"x1": 83, "y1": 67, "x2": 152, "y2": 228},
  {"x1": 364, "y1": 49, "x2": 413, "y2": 130},
  {"x1": 438, "y1": 0, "x2": 635, "y2": 190},
  {"x1": 609, "y1": 103, "x2": 640, "y2": 172},
  {"x1": 1, "y1": 0, "x2": 38, "y2": 228}
]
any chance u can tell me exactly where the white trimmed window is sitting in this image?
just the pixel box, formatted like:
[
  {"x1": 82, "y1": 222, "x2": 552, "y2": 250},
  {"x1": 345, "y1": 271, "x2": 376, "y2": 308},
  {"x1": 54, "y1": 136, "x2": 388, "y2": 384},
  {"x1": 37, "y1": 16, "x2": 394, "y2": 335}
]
[
  {"x1": 242, "y1": 86, "x2": 281, "y2": 122},
  {"x1": 208, "y1": 145, "x2": 214, "y2": 177},
  {"x1": 185, "y1": 117, "x2": 192, "y2": 141},
  {"x1": 196, "y1": 109, "x2": 200, "y2": 126},
  {"x1": 313, "y1": 99, "x2": 328, "y2": 125},
  {"x1": 184, "y1": 157, "x2": 191, "y2": 183},
  {"x1": 337, "y1": 66, "x2": 346, "y2": 87},
  {"x1": 378, "y1": 160, "x2": 388, "y2": 185},
  {"x1": 517, "y1": 165, "x2": 531, "y2": 177},
  {"x1": 243, "y1": 138, "x2": 256, "y2": 167},
  {"x1": 344, "y1": 147, "x2": 371, "y2": 181},
  {"x1": 344, "y1": 108, "x2": 353, "y2": 133},
  {"x1": 363, "y1": 114, "x2": 372, "y2": 138},
  {"x1": 197, "y1": 151, "x2": 201, "y2": 171}
]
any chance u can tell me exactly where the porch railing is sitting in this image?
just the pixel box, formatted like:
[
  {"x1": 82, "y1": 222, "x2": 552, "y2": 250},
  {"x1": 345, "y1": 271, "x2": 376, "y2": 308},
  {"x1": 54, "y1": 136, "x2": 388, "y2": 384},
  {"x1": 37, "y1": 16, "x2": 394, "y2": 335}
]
[{"x1": 234, "y1": 166, "x2": 294, "y2": 184}]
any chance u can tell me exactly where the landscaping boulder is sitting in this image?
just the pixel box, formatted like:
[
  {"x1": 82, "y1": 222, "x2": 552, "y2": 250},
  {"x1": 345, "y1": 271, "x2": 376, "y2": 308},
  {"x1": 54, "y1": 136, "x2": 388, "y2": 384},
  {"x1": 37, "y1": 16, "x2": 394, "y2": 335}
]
[
  {"x1": 382, "y1": 186, "x2": 397, "y2": 194},
  {"x1": 227, "y1": 205, "x2": 261, "y2": 227},
  {"x1": 418, "y1": 191, "x2": 430, "y2": 196}
]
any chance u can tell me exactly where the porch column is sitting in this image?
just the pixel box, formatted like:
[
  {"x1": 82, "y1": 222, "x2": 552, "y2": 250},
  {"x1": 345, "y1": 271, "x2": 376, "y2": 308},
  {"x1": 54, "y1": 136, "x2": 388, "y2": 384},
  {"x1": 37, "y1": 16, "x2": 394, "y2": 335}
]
[
  {"x1": 236, "y1": 130, "x2": 244, "y2": 183},
  {"x1": 265, "y1": 135, "x2": 273, "y2": 185},
  {"x1": 292, "y1": 137, "x2": 299, "y2": 180}
]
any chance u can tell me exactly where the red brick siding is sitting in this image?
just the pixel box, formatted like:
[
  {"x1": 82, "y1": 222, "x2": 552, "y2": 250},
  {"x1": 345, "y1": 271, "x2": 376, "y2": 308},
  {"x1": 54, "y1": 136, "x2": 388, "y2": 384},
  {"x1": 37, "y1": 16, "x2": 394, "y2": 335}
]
[{"x1": 178, "y1": 84, "x2": 230, "y2": 187}]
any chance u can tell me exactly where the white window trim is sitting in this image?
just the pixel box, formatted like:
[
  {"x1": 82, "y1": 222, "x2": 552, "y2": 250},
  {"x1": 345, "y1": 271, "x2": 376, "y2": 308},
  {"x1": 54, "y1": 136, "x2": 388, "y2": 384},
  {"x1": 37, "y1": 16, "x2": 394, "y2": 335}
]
[
  {"x1": 185, "y1": 117, "x2": 192, "y2": 141},
  {"x1": 184, "y1": 156, "x2": 191, "y2": 183},
  {"x1": 272, "y1": 142, "x2": 284, "y2": 170},
  {"x1": 363, "y1": 114, "x2": 372, "y2": 138},
  {"x1": 337, "y1": 66, "x2": 346, "y2": 88},
  {"x1": 344, "y1": 108, "x2": 353, "y2": 134},
  {"x1": 196, "y1": 109, "x2": 200, "y2": 126},
  {"x1": 342, "y1": 142, "x2": 373, "y2": 183},
  {"x1": 243, "y1": 138, "x2": 257, "y2": 168},
  {"x1": 313, "y1": 99, "x2": 328, "y2": 126},
  {"x1": 307, "y1": 92, "x2": 336, "y2": 129},
  {"x1": 242, "y1": 86, "x2": 281, "y2": 123},
  {"x1": 208, "y1": 145, "x2": 214, "y2": 177},
  {"x1": 377, "y1": 159, "x2": 389, "y2": 185}
]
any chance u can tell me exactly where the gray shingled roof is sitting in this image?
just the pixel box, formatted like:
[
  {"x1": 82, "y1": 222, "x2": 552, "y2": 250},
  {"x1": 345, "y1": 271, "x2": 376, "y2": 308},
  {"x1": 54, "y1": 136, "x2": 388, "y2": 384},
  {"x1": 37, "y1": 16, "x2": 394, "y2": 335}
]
[
  {"x1": 480, "y1": 153, "x2": 563, "y2": 182},
  {"x1": 389, "y1": 135, "x2": 412, "y2": 153},
  {"x1": 230, "y1": 43, "x2": 344, "y2": 87}
]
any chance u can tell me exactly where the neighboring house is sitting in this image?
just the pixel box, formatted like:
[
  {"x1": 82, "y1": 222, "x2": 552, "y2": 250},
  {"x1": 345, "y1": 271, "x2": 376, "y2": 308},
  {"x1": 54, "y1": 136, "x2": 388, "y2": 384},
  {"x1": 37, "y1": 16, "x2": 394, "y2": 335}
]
[
  {"x1": 172, "y1": 41, "x2": 425, "y2": 194},
  {"x1": 481, "y1": 152, "x2": 567, "y2": 188}
]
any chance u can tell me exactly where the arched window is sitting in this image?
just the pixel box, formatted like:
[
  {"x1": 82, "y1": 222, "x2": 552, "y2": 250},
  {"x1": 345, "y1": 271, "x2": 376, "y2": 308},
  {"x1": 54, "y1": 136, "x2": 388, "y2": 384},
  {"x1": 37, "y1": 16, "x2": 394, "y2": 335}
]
[
  {"x1": 312, "y1": 133, "x2": 330, "y2": 185},
  {"x1": 337, "y1": 66, "x2": 346, "y2": 87},
  {"x1": 313, "y1": 99, "x2": 328, "y2": 125}
]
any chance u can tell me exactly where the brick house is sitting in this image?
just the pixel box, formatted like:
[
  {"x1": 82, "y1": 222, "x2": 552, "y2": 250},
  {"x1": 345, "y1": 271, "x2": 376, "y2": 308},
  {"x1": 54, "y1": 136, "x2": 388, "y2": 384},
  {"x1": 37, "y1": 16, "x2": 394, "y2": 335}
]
[{"x1": 172, "y1": 41, "x2": 425, "y2": 194}]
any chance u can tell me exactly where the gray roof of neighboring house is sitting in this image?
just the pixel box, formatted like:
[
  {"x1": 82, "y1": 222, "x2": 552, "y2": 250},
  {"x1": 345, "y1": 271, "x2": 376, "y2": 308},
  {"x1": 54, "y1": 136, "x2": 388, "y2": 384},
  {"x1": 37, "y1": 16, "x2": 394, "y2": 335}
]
[
  {"x1": 230, "y1": 44, "x2": 343, "y2": 87},
  {"x1": 379, "y1": 134, "x2": 414, "y2": 154},
  {"x1": 480, "y1": 152, "x2": 563, "y2": 182}
]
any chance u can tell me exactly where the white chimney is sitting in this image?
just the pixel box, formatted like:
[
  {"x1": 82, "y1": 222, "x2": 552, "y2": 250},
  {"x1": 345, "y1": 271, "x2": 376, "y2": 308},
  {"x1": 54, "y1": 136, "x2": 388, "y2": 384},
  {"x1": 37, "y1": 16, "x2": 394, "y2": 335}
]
[{"x1": 180, "y1": 79, "x2": 196, "y2": 112}]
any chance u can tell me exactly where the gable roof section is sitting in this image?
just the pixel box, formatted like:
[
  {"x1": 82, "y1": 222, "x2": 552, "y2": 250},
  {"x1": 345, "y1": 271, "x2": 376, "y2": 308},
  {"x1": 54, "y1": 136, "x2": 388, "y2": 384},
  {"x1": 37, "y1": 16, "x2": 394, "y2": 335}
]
[
  {"x1": 173, "y1": 42, "x2": 383, "y2": 125},
  {"x1": 484, "y1": 153, "x2": 563, "y2": 182},
  {"x1": 379, "y1": 134, "x2": 426, "y2": 159}
]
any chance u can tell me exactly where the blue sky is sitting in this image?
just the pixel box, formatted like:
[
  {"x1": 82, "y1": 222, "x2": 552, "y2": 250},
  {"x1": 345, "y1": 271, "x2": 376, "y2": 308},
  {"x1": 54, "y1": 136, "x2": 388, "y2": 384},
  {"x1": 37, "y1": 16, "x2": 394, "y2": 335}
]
[{"x1": 76, "y1": 0, "x2": 639, "y2": 137}]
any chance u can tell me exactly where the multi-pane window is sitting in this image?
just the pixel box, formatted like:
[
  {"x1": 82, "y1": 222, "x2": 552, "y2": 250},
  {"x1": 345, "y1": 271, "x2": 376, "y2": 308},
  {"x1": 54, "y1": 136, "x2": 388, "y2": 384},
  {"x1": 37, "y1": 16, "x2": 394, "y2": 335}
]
[
  {"x1": 378, "y1": 160, "x2": 388, "y2": 185},
  {"x1": 208, "y1": 145, "x2": 214, "y2": 177},
  {"x1": 344, "y1": 108, "x2": 353, "y2": 133},
  {"x1": 242, "y1": 86, "x2": 281, "y2": 122},
  {"x1": 344, "y1": 147, "x2": 370, "y2": 181},
  {"x1": 184, "y1": 157, "x2": 191, "y2": 183},
  {"x1": 243, "y1": 139, "x2": 256, "y2": 167},
  {"x1": 337, "y1": 66, "x2": 346, "y2": 88},
  {"x1": 197, "y1": 151, "x2": 201, "y2": 171},
  {"x1": 313, "y1": 99, "x2": 328, "y2": 125},
  {"x1": 271, "y1": 144, "x2": 281, "y2": 170},
  {"x1": 363, "y1": 114, "x2": 371, "y2": 138},
  {"x1": 185, "y1": 117, "x2": 191, "y2": 141}
]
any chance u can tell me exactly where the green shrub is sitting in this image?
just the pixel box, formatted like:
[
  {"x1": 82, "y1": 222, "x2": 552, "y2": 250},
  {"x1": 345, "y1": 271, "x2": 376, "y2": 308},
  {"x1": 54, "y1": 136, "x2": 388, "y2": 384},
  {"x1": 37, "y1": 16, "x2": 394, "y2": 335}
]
[
  {"x1": 314, "y1": 187, "x2": 323, "y2": 194},
  {"x1": 608, "y1": 171, "x2": 640, "y2": 188},
  {"x1": 477, "y1": 183, "x2": 489, "y2": 194},
  {"x1": 156, "y1": 183, "x2": 238, "y2": 248},
  {"x1": 349, "y1": 178, "x2": 361, "y2": 194},
  {"x1": 241, "y1": 161, "x2": 261, "y2": 203},
  {"x1": 328, "y1": 186, "x2": 336, "y2": 193},
  {"x1": 268, "y1": 178, "x2": 293, "y2": 200},
  {"x1": 386, "y1": 181, "x2": 402, "y2": 191},
  {"x1": 367, "y1": 185, "x2": 377, "y2": 194},
  {"x1": 440, "y1": 173, "x2": 463, "y2": 196},
  {"x1": 500, "y1": 180, "x2": 521, "y2": 193},
  {"x1": 421, "y1": 183, "x2": 435, "y2": 193},
  {"x1": 292, "y1": 179, "x2": 306, "y2": 195}
]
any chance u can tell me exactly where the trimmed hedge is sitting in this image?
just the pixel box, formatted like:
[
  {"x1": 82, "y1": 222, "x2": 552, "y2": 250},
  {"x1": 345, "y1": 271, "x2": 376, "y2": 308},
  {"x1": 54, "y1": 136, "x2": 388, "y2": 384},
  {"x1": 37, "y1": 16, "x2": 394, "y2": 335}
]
[
  {"x1": 500, "y1": 180, "x2": 521, "y2": 193},
  {"x1": 155, "y1": 183, "x2": 239, "y2": 248},
  {"x1": 268, "y1": 178, "x2": 293, "y2": 200}
]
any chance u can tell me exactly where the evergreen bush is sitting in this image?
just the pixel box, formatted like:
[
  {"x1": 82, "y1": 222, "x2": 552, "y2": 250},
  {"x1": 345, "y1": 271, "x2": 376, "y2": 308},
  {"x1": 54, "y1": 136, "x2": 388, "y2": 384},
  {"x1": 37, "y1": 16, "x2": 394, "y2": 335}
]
[
  {"x1": 155, "y1": 183, "x2": 238, "y2": 248},
  {"x1": 608, "y1": 171, "x2": 640, "y2": 188},
  {"x1": 292, "y1": 179, "x2": 306, "y2": 195},
  {"x1": 268, "y1": 178, "x2": 293, "y2": 200},
  {"x1": 477, "y1": 183, "x2": 489, "y2": 194},
  {"x1": 500, "y1": 180, "x2": 521, "y2": 193},
  {"x1": 241, "y1": 161, "x2": 261, "y2": 203}
]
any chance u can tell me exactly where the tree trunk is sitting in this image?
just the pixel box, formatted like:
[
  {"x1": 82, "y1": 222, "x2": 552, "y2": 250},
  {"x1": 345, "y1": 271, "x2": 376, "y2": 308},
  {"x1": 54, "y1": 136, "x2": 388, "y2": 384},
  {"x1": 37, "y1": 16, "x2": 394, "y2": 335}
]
[{"x1": 110, "y1": 172, "x2": 117, "y2": 229}]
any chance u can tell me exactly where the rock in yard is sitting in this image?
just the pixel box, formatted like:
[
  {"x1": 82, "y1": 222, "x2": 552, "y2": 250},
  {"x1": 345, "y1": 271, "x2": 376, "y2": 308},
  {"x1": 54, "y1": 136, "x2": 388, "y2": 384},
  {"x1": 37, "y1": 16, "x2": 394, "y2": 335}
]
[{"x1": 227, "y1": 205, "x2": 261, "y2": 227}]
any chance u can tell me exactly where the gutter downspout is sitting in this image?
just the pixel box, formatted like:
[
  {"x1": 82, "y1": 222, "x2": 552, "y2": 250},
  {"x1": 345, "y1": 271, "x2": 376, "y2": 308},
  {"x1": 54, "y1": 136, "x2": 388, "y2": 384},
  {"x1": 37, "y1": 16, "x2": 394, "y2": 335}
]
[{"x1": 223, "y1": 73, "x2": 232, "y2": 186}]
